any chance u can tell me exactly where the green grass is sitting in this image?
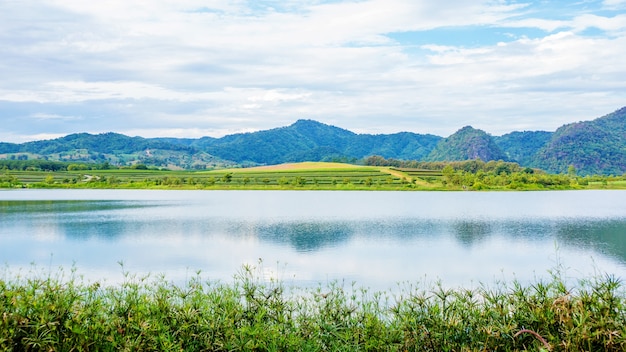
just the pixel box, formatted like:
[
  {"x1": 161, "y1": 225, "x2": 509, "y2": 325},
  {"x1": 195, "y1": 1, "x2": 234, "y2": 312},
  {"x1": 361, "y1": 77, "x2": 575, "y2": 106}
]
[
  {"x1": 3, "y1": 161, "x2": 626, "y2": 191},
  {"x1": 1, "y1": 163, "x2": 420, "y2": 190},
  {"x1": 2, "y1": 263, "x2": 626, "y2": 351}
]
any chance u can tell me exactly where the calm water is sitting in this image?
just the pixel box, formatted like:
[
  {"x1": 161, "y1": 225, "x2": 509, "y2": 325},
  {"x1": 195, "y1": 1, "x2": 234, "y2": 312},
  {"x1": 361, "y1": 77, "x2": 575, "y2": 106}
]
[{"x1": 2, "y1": 189, "x2": 626, "y2": 290}]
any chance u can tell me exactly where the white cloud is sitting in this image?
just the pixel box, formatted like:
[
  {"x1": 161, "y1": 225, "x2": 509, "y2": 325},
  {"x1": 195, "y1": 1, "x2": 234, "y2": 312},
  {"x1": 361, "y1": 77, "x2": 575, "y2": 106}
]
[
  {"x1": 30, "y1": 113, "x2": 81, "y2": 121},
  {"x1": 0, "y1": 0, "x2": 624, "y2": 142},
  {"x1": 603, "y1": 0, "x2": 626, "y2": 9},
  {"x1": 0, "y1": 81, "x2": 220, "y2": 103},
  {"x1": 0, "y1": 132, "x2": 68, "y2": 144},
  {"x1": 570, "y1": 13, "x2": 626, "y2": 34}
]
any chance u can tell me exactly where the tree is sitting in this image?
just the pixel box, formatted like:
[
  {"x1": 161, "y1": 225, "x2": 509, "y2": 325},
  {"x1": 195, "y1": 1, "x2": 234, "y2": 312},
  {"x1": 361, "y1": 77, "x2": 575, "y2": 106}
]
[
  {"x1": 295, "y1": 176, "x2": 306, "y2": 186},
  {"x1": 568, "y1": 165, "x2": 577, "y2": 177},
  {"x1": 68, "y1": 163, "x2": 89, "y2": 171},
  {"x1": 221, "y1": 173, "x2": 233, "y2": 183},
  {"x1": 44, "y1": 174, "x2": 55, "y2": 184}
]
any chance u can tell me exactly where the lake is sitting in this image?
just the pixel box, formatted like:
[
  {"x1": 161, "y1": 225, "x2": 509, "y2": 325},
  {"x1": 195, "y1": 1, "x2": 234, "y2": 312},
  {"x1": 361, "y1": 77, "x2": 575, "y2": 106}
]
[{"x1": 1, "y1": 189, "x2": 626, "y2": 291}]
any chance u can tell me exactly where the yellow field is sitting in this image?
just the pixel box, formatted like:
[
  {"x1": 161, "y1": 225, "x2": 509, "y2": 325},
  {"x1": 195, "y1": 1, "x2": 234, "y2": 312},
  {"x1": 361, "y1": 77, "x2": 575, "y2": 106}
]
[{"x1": 230, "y1": 162, "x2": 368, "y2": 172}]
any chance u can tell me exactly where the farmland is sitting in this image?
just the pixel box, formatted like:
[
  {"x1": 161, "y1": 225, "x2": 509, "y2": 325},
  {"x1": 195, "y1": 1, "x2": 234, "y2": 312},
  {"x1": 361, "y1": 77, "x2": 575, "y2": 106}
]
[
  {"x1": 0, "y1": 162, "x2": 443, "y2": 190},
  {"x1": 2, "y1": 161, "x2": 626, "y2": 190}
]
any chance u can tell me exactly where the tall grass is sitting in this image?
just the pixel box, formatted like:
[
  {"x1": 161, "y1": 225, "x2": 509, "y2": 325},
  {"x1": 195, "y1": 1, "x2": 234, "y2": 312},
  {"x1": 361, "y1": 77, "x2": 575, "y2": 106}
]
[{"x1": 1, "y1": 264, "x2": 625, "y2": 351}]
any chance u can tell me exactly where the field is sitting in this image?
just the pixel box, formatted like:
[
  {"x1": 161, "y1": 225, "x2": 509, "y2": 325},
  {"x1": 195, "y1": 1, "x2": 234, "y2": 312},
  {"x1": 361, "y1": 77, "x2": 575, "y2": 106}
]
[
  {"x1": 3, "y1": 161, "x2": 626, "y2": 190},
  {"x1": 1, "y1": 162, "x2": 436, "y2": 190}
]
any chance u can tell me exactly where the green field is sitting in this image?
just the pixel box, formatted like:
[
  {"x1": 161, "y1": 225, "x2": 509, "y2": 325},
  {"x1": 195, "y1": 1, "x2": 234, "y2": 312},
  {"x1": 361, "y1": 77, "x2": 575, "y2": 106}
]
[
  {"x1": 2, "y1": 161, "x2": 626, "y2": 191},
  {"x1": 1, "y1": 162, "x2": 426, "y2": 190}
]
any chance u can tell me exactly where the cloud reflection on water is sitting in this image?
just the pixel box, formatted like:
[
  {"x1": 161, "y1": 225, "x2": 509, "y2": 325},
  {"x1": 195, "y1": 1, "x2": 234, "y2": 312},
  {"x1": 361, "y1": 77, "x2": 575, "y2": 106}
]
[{"x1": 1, "y1": 190, "x2": 626, "y2": 289}]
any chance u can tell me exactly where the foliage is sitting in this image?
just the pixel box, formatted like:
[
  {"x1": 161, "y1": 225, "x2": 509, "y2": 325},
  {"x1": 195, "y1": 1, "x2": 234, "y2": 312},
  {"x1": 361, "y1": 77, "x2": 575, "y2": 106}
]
[
  {"x1": 0, "y1": 120, "x2": 440, "y2": 169},
  {"x1": 1, "y1": 134, "x2": 233, "y2": 170},
  {"x1": 2, "y1": 264, "x2": 626, "y2": 351},
  {"x1": 0, "y1": 159, "x2": 71, "y2": 172},
  {"x1": 3, "y1": 161, "x2": 626, "y2": 190},
  {"x1": 197, "y1": 119, "x2": 441, "y2": 165},
  {"x1": 2, "y1": 106, "x2": 626, "y2": 174},
  {"x1": 532, "y1": 107, "x2": 626, "y2": 175},
  {"x1": 427, "y1": 126, "x2": 509, "y2": 162},
  {"x1": 495, "y1": 130, "x2": 553, "y2": 166}
]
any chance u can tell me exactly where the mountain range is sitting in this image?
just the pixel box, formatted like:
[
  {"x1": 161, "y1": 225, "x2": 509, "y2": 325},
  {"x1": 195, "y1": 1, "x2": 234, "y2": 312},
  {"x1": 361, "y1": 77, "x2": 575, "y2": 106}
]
[{"x1": 1, "y1": 107, "x2": 625, "y2": 175}]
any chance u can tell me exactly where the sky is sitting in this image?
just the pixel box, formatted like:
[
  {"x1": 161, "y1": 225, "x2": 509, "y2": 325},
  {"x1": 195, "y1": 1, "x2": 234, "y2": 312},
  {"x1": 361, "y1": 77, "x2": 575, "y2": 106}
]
[{"x1": 1, "y1": 0, "x2": 625, "y2": 143}]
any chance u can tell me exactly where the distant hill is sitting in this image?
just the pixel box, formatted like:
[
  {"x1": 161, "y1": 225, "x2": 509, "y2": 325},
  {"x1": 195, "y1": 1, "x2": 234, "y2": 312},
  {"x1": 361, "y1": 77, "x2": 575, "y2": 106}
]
[
  {"x1": 201, "y1": 119, "x2": 359, "y2": 164},
  {"x1": 427, "y1": 126, "x2": 508, "y2": 162},
  {"x1": 0, "y1": 133, "x2": 233, "y2": 170},
  {"x1": 532, "y1": 107, "x2": 626, "y2": 175},
  {"x1": 198, "y1": 119, "x2": 441, "y2": 164},
  {"x1": 494, "y1": 131, "x2": 553, "y2": 167},
  {"x1": 1, "y1": 107, "x2": 625, "y2": 175}
]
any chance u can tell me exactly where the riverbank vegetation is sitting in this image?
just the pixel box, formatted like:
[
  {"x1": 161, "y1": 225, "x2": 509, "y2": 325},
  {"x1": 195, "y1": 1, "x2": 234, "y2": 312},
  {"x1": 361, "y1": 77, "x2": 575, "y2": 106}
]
[
  {"x1": 2, "y1": 159, "x2": 626, "y2": 190},
  {"x1": 2, "y1": 264, "x2": 625, "y2": 351}
]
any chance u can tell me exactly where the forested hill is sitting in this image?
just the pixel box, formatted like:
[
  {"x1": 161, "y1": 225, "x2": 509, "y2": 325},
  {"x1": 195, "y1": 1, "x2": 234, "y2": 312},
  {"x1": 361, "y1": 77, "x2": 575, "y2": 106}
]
[
  {"x1": 531, "y1": 107, "x2": 626, "y2": 175},
  {"x1": 428, "y1": 126, "x2": 508, "y2": 162},
  {"x1": 199, "y1": 120, "x2": 442, "y2": 165},
  {"x1": 1, "y1": 107, "x2": 625, "y2": 175}
]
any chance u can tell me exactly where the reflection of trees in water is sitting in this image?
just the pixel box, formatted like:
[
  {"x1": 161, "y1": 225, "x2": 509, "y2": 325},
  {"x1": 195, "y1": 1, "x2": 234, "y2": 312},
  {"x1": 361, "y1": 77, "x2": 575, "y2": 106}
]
[
  {"x1": 1, "y1": 200, "x2": 160, "y2": 241},
  {"x1": 555, "y1": 219, "x2": 626, "y2": 263},
  {"x1": 255, "y1": 218, "x2": 626, "y2": 256},
  {"x1": 448, "y1": 218, "x2": 626, "y2": 264},
  {"x1": 452, "y1": 220, "x2": 492, "y2": 247},
  {"x1": 0, "y1": 200, "x2": 148, "y2": 215},
  {"x1": 257, "y1": 222, "x2": 353, "y2": 252}
]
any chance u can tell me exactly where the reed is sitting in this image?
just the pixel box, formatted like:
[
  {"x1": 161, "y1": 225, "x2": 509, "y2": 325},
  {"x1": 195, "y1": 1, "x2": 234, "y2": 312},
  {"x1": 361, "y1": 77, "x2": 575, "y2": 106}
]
[{"x1": 1, "y1": 264, "x2": 625, "y2": 351}]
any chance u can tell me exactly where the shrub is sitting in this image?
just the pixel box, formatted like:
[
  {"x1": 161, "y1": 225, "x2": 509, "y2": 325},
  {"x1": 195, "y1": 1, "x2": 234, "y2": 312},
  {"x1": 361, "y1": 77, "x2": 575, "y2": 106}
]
[{"x1": 1, "y1": 265, "x2": 626, "y2": 351}]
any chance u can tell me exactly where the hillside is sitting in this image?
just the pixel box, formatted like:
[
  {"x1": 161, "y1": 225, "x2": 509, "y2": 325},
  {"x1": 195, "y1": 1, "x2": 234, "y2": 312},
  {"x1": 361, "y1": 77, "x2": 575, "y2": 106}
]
[
  {"x1": 198, "y1": 120, "x2": 441, "y2": 164},
  {"x1": 1, "y1": 107, "x2": 625, "y2": 175},
  {"x1": 0, "y1": 133, "x2": 234, "y2": 170},
  {"x1": 201, "y1": 119, "x2": 358, "y2": 164},
  {"x1": 427, "y1": 126, "x2": 508, "y2": 162},
  {"x1": 532, "y1": 107, "x2": 626, "y2": 175},
  {"x1": 494, "y1": 131, "x2": 553, "y2": 167}
]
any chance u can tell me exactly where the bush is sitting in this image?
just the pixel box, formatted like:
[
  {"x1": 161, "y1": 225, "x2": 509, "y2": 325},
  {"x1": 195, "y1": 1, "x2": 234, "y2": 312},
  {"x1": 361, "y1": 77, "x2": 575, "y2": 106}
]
[{"x1": 1, "y1": 265, "x2": 626, "y2": 351}]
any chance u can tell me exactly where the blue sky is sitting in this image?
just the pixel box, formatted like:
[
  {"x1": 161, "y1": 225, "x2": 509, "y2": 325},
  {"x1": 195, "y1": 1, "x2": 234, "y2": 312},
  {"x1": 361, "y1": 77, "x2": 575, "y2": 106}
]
[{"x1": 0, "y1": 0, "x2": 625, "y2": 142}]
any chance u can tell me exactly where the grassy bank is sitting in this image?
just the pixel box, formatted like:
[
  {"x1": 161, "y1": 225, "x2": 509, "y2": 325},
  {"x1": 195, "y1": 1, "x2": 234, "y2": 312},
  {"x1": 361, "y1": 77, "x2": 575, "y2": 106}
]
[
  {"x1": 2, "y1": 265, "x2": 625, "y2": 351},
  {"x1": 3, "y1": 161, "x2": 626, "y2": 191}
]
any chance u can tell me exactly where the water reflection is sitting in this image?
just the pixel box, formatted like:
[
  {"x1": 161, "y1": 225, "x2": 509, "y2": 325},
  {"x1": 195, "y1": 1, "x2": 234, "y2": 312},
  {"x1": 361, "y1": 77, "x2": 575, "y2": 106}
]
[
  {"x1": 555, "y1": 220, "x2": 626, "y2": 263},
  {"x1": 0, "y1": 200, "x2": 155, "y2": 214},
  {"x1": 4, "y1": 202, "x2": 626, "y2": 258},
  {"x1": 257, "y1": 222, "x2": 353, "y2": 252},
  {"x1": 452, "y1": 220, "x2": 492, "y2": 246},
  {"x1": 1, "y1": 190, "x2": 626, "y2": 289}
]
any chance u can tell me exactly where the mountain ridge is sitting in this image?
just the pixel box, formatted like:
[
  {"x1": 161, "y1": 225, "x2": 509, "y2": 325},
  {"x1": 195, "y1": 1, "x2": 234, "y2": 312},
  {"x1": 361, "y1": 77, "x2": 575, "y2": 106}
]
[{"x1": 1, "y1": 107, "x2": 625, "y2": 175}]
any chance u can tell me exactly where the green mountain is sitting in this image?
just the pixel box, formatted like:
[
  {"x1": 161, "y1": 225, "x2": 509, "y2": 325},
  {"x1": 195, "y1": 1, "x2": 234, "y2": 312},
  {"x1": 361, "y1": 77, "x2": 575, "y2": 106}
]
[
  {"x1": 201, "y1": 119, "x2": 358, "y2": 164},
  {"x1": 19, "y1": 132, "x2": 190, "y2": 155},
  {"x1": 1, "y1": 107, "x2": 626, "y2": 175},
  {"x1": 532, "y1": 107, "x2": 626, "y2": 175},
  {"x1": 427, "y1": 126, "x2": 508, "y2": 162},
  {"x1": 494, "y1": 131, "x2": 554, "y2": 167},
  {"x1": 0, "y1": 133, "x2": 232, "y2": 170},
  {"x1": 198, "y1": 120, "x2": 441, "y2": 164}
]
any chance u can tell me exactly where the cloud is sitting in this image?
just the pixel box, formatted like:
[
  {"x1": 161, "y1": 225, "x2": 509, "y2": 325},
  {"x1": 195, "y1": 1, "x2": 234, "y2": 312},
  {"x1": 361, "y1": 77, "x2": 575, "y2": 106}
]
[
  {"x1": 0, "y1": 81, "x2": 222, "y2": 103},
  {"x1": 603, "y1": 0, "x2": 626, "y2": 9},
  {"x1": 570, "y1": 13, "x2": 626, "y2": 34},
  {"x1": 0, "y1": 0, "x2": 624, "y2": 142},
  {"x1": 30, "y1": 113, "x2": 81, "y2": 121}
]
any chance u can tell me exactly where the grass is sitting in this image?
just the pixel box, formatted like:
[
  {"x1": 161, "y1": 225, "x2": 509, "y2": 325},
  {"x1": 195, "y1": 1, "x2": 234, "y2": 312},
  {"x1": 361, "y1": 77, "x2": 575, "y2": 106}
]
[
  {"x1": 3, "y1": 161, "x2": 626, "y2": 191},
  {"x1": 241, "y1": 162, "x2": 369, "y2": 171},
  {"x1": 2, "y1": 263, "x2": 626, "y2": 351},
  {"x1": 2, "y1": 162, "x2": 422, "y2": 191}
]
